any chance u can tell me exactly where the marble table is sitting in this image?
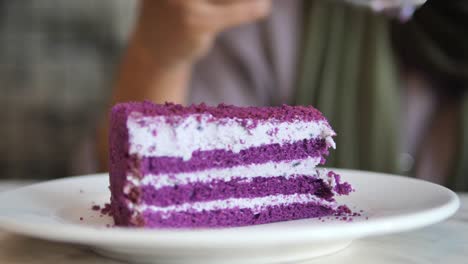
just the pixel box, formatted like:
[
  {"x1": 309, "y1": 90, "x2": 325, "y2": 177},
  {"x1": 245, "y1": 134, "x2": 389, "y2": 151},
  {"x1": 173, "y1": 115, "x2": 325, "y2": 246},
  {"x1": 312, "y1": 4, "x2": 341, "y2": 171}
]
[{"x1": 0, "y1": 182, "x2": 467, "y2": 264}]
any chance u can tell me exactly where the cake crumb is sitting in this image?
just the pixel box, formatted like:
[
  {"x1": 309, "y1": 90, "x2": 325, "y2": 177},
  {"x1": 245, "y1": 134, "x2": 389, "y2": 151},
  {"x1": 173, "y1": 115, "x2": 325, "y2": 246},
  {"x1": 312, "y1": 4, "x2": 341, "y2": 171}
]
[
  {"x1": 79, "y1": 217, "x2": 84, "y2": 221},
  {"x1": 92, "y1": 205, "x2": 101, "y2": 211},
  {"x1": 100, "y1": 203, "x2": 112, "y2": 216}
]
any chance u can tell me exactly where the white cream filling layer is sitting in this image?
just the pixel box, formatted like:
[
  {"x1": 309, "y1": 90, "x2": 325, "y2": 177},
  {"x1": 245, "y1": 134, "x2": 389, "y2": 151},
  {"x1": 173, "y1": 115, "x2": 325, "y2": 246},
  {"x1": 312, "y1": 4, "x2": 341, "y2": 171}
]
[
  {"x1": 127, "y1": 157, "x2": 322, "y2": 189},
  {"x1": 131, "y1": 193, "x2": 336, "y2": 215},
  {"x1": 127, "y1": 113, "x2": 335, "y2": 160}
]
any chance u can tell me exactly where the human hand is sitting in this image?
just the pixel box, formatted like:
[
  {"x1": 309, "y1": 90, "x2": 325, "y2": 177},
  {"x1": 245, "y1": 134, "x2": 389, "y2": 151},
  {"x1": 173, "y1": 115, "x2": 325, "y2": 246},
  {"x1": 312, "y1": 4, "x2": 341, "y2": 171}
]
[{"x1": 133, "y1": 0, "x2": 272, "y2": 67}]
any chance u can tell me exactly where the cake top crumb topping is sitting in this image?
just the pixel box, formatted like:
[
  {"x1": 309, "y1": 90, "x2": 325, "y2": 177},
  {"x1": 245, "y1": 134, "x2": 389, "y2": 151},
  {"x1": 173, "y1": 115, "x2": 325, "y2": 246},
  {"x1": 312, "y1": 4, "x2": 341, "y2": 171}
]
[{"x1": 112, "y1": 101, "x2": 327, "y2": 122}]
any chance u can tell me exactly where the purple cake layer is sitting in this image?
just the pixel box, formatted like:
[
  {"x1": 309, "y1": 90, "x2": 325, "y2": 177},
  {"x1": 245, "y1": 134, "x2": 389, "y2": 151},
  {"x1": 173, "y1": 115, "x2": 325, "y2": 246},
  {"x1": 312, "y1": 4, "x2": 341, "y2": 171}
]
[
  {"x1": 136, "y1": 138, "x2": 329, "y2": 175},
  {"x1": 132, "y1": 202, "x2": 335, "y2": 228},
  {"x1": 129, "y1": 176, "x2": 337, "y2": 207},
  {"x1": 112, "y1": 101, "x2": 327, "y2": 123},
  {"x1": 109, "y1": 104, "x2": 132, "y2": 222},
  {"x1": 113, "y1": 202, "x2": 132, "y2": 227}
]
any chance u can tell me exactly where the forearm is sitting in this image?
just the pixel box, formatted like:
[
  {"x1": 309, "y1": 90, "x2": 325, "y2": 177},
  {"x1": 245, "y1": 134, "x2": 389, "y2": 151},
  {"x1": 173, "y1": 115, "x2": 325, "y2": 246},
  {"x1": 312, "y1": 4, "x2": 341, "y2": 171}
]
[{"x1": 112, "y1": 33, "x2": 191, "y2": 105}]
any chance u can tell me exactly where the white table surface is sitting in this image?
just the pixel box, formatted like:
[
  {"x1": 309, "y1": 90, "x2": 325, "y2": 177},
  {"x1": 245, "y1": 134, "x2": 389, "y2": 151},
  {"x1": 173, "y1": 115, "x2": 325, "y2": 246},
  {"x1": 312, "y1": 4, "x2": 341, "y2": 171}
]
[{"x1": 0, "y1": 182, "x2": 466, "y2": 264}]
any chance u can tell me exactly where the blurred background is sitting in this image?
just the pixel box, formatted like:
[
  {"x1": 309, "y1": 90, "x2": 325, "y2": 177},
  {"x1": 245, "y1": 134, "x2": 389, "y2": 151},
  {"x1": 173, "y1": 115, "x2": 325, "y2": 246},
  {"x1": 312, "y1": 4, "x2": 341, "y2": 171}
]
[
  {"x1": 0, "y1": 0, "x2": 136, "y2": 179},
  {"x1": 1, "y1": 0, "x2": 467, "y2": 191}
]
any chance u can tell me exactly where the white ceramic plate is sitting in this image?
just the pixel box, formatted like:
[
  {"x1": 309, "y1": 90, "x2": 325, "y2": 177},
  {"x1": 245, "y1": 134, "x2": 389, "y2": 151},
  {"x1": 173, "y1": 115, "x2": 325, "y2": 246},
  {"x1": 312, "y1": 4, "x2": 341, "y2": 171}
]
[{"x1": 0, "y1": 170, "x2": 459, "y2": 264}]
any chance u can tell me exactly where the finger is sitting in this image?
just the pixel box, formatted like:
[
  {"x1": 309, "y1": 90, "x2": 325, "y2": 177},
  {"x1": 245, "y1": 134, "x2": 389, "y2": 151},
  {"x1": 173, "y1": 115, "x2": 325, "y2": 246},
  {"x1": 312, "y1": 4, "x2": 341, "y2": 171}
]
[
  {"x1": 207, "y1": 0, "x2": 252, "y2": 4},
  {"x1": 208, "y1": 0, "x2": 272, "y2": 31}
]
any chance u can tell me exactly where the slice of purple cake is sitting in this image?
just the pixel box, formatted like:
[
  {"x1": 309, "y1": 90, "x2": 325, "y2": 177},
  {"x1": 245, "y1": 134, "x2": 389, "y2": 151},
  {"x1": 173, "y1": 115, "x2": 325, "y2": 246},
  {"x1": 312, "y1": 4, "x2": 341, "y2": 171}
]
[{"x1": 109, "y1": 101, "x2": 352, "y2": 228}]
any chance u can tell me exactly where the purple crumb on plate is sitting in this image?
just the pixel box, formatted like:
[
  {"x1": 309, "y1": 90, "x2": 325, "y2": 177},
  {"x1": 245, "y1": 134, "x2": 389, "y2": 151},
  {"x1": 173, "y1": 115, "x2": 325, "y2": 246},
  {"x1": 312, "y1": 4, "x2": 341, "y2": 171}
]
[
  {"x1": 327, "y1": 171, "x2": 353, "y2": 195},
  {"x1": 92, "y1": 205, "x2": 101, "y2": 211},
  {"x1": 100, "y1": 203, "x2": 112, "y2": 216}
]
